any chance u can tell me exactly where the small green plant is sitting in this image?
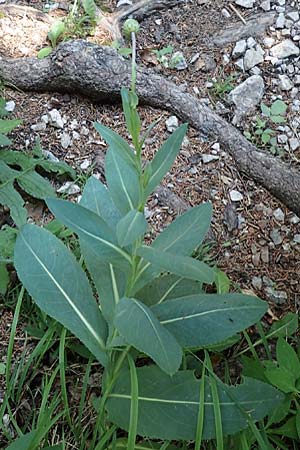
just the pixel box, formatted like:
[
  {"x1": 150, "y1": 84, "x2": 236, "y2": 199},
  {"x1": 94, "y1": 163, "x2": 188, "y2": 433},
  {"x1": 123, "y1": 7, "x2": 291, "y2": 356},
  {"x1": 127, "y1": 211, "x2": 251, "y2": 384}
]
[
  {"x1": 152, "y1": 45, "x2": 185, "y2": 69},
  {"x1": 11, "y1": 20, "x2": 284, "y2": 449},
  {"x1": 244, "y1": 99, "x2": 288, "y2": 155},
  {"x1": 209, "y1": 74, "x2": 236, "y2": 99}
]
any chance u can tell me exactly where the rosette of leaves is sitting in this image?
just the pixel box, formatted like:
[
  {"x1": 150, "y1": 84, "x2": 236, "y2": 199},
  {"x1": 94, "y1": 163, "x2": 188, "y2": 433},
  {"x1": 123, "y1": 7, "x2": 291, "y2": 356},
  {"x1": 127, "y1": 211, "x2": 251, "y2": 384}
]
[{"x1": 14, "y1": 88, "x2": 284, "y2": 447}]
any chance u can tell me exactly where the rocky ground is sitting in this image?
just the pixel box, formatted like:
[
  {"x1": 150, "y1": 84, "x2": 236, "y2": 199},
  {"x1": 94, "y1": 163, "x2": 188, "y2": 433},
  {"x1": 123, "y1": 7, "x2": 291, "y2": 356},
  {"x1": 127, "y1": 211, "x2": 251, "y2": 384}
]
[{"x1": 1, "y1": 0, "x2": 300, "y2": 312}]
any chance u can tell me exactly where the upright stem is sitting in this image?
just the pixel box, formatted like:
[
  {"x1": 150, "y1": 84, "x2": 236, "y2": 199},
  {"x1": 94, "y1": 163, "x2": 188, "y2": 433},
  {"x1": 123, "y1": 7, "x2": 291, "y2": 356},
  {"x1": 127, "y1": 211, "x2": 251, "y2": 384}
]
[{"x1": 131, "y1": 31, "x2": 137, "y2": 94}]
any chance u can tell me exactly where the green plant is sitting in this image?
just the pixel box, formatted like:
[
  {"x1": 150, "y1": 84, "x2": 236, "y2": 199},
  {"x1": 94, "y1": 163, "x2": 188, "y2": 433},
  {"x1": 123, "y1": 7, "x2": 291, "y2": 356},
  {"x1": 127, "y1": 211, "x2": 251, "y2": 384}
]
[
  {"x1": 152, "y1": 46, "x2": 185, "y2": 69},
  {"x1": 11, "y1": 22, "x2": 284, "y2": 449},
  {"x1": 0, "y1": 119, "x2": 76, "y2": 294},
  {"x1": 244, "y1": 100, "x2": 288, "y2": 155},
  {"x1": 209, "y1": 74, "x2": 236, "y2": 99}
]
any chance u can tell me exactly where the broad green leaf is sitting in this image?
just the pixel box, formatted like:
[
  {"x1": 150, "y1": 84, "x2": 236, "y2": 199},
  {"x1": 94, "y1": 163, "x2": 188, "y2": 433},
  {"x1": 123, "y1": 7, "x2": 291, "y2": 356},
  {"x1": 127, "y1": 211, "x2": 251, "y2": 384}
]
[
  {"x1": 38, "y1": 159, "x2": 76, "y2": 178},
  {"x1": 18, "y1": 170, "x2": 55, "y2": 199},
  {"x1": 5, "y1": 431, "x2": 37, "y2": 450},
  {"x1": 260, "y1": 103, "x2": 270, "y2": 117},
  {"x1": 37, "y1": 47, "x2": 52, "y2": 59},
  {"x1": 46, "y1": 198, "x2": 131, "y2": 269},
  {"x1": 152, "y1": 293, "x2": 267, "y2": 347},
  {"x1": 82, "y1": 0, "x2": 96, "y2": 18},
  {"x1": 121, "y1": 87, "x2": 141, "y2": 148},
  {"x1": 261, "y1": 132, "x2": 271, "y2": 145},
  {"x1": 108, "y1": 439, "x2": 178, "y2": 450},
  {"x1": 0, "y1": 133, "x2": 11, "y2": 146},
  {"x1": 268, "y1": 312, "x2": 298, "y2": 338},
  {"x1": 94, "y1": 122, "x2": 136, "y2": 166},
  {"x1": 80, "y1": 176, "x2": 121, "y2": 228},
  {"x1": 107, "y1": 365, "x2": 283, "y2": 440},
  {"x1": 114, "y1": 298, "x2": 182, "y2": 375},
  {"x1": 267, "y1": 397, "x2": 291, "y2": 426},
  {"x1": 0, "y1": 181, "x2": 27, "y2": 227},
  {"x1": 0, "y1": 226, "x2": 17, "y2": 260},
  {"x1": 14, "y1": 224, "x2": 108, "y2": 366},
  {"x1": 136, "y1": 274, "x2": 202, "y2": 306},
  {"x1": 132, "y1": 203, "x2": 213, "y2": 292},
  {"x1": 145, "y1": 124, "x2": 188, "y2": 196},
  {"x1": 105, "y1": 146, "x2": 141, "y2": 214},
  {"x1": 270, "y1": 416, "x2": 299, "y2": 440},
  {"x1": 271, "y1": 115, "x2": 286, "y2": 124},
  {"x1": 0, "y1": 262, "x2": 9, "y2": 294},
  {"x1": 265, "y1": 367, "x2": 296, "y2": 393},
  {"x1": 276, "y1": 338, "x2": 300, "y2": 379},
  {"x1": 270, "y1": 99, "x2": 287, "y2": 116},
  {"x1": 137, "y1": 246, "x2": 215, "y2": 284},
  {"x1": 48, "y1": 20, "x2": 65, "y2": 47},
  {"x1": 214, "y1": 268, "x2": 230, "y2": 294},
  {"x1": 241, "y1": 356, "x2": 267, "y2": 382},
  {"x1": 117, "y1": 209, "x2": 147, "y2": 247},
  {"x1": 205, "y1": 334, "x2": 240, "y2": 352},
  {"x1": 82, "y1": 249, "x2": 126, "y2": 324},
  {"x1": 0, "y1": 118, "x2": 21, "y2": 134}
]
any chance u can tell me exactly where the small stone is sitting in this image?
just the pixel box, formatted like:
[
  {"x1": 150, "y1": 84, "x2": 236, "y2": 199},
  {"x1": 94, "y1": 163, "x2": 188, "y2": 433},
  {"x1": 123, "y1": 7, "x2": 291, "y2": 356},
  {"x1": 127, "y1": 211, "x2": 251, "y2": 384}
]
[
  {"x1": 294, "y1": 75, "x2": 300, "y2": 85},
  {"x1": 252, "y1": 253, "x2": 261, "y2": 266},
  {"x1": 211, "y1": 142, "x2": 220, "y2": 151},
  {"x1": 228, "y1": 75, "x2": 265, "y2": 123},
  {"x1": 222, "y1": 8, "x2": 231, "y2": 18},
  {"x1": 290, "y1": 215, "x2": 300, "y2": 224},
  {"x1": 244, "y1": 45, "x2": 264, "y2": 70},
  {"x1": 202, "y1": 154, "x2": 219, "y2": 163},
  {"x1": 117, "y1": 0, "x2": 132, "y2": 6},
  {"x1": 270, "y1": 40, "x2": 300, "y2": 59},
  {"x1": 289, "y1": 137, "x2": 300, "y2": 150},
  {"x1": 293, "y1": 234, "x2": 300, "y2": 243},
  {"x1": 31, "y1": 122, "x2": 47, "y2": 132},
  {"x1": 286, "y1": 11, "x2": 299, "y2": 22},
  {"x1": 171, "y1": 51, "x2": 188, "y2": 70},
  {"x1": 273, "y1": 207, "x2": 285, "y2": 222},
  {"x1": 61, "y1": 132, "x2": 71, "y2": 149},
  {"x1": 260, "y1": 0, "x2": 270, "y2": 11},
  {"x1": 57, "y1": 182, "x2": 81, "y2": 195},
  {"x1": 261, "y1": 246, "x2": 269, "y2": 263},
  {"x1": 4, "y1": 101, "x2": 15, "y2": 112},
  {"x1": 235, "y1": 0, "x2": 255, "y2": 8},
  {"x1": 80, "y1": 159, "x2": 91, "y2": 170},
  {"x1": 41, "y1": 114, "x2": 49, "y2": 124},
  {"x1": 252, "y1": 276, "x2": 263, "y2": 290},
  {"x1": 247, "y1": 37, "x2": 256, "y2": 48},
  {"x1": 263, "y1": 36, "x2": 275, "y2": 48},
  {"x1": 277, "y1": 134, "x2": 288, "y2": 144},
  {"x1": 232, "y1": 39, "x2": 247, "y2": 58},
  {"x1": 265, "y1": 286, "x2": 288, "y2": 304},
  {"x1": 229, "y1": 190, "x2": 244, "y2": 202},
  {"x1": 165, "y1": 116, "x2": 178, "y2": 132},
  {"x1": 270, "y1": 228, "x2": 283, "y2": 245},
  {"x1": 42, "y1": 150, "x2": 59, "y2": 162},
  {"x1": 48, "y1": 109, "x2": 64, "y2": 129},
  {"x1": 275, "y1": 13, "x2": 286, "y2": 29},
  {"x1": 278, "y1": 74, "x2": 294, "y2": 90}
]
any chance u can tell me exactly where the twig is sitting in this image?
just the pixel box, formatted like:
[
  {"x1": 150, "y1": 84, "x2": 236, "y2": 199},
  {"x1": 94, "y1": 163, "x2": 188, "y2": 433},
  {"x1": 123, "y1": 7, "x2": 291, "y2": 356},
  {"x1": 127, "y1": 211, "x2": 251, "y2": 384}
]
[{"x1": 229, "y1": 3, "x2": 247, "y2": 25}]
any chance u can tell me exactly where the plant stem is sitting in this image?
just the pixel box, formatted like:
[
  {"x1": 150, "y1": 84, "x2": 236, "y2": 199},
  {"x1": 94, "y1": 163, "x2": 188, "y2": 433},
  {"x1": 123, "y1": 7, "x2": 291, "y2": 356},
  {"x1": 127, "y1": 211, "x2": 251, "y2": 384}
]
[{"x1": 131, "y1": 31, "x2": 137, "y2": 94}]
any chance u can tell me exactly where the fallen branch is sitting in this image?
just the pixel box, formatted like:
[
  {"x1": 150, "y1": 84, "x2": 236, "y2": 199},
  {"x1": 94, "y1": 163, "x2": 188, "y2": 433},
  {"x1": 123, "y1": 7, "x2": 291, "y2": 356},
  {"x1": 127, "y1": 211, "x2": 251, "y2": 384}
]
[{"x1": 1, "y1": 40, "x2": 300, "y2": 215}]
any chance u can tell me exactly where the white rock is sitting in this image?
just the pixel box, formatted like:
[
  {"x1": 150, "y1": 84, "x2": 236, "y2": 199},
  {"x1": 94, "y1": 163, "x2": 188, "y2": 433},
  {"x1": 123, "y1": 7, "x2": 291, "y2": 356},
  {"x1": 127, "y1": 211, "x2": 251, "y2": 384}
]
[
  {"x1": 247, "y1": 37, "x2": 256, "y2": 48},
  {"x1": 232, "y1": 39, "x2": 247, "y2": 58},
  {"x1": 31, "y1": 122, "x2": 47, "y2": 132},
  {"x1": 5, "y1": 101, "x2": 15, "y2": 112},
  {"x1": 48, "y1": 109, "x2": 64, "y2": 129},
  {"x1": 228, "y1": 75, "x2": 265, "y2": 123},
  {"x1": 260, "y1": 0, "x2": 271, "y2": 11},
  {"x1": 117, "y1": 0, "x2": 132, "y2": 6},
  {"x1": 57, "y1": 182, "x2": 81, "y2": 195},
  {"x1": 235, "y1": 0, "x2": 255, "y2": 8},
  {"x1": 230, "y1": 190, "x2": 244, "y2": 202},
  {"x1": 222, "y1": 8, "x2": 231, "y2": 18},
  {"x1": 275, "y1": 13, "x2": 286, "y2": 29},
  {"x1": 61, "y1": 132, "x2": 72, "y2": 149},
  {"x1": 202, "y1": 154, "x2": 219, "y2": 164},
  {"x1": 270, "y1": 40, "x2": 300, "y2": 59},
  {"x1": 273, "y1": 208, "x2": 285, "y2": 221},
  {"x1": 41, "y1": 114, "x2": 49, "y2": 124},
  {"x1": 165, "y1": 116, "x2": 178, "y2": 132},
  {"x1": 278, "y1": 74, "x2": 294, "y2": 90},
  {"x1": 244, "y1": 45, "x2": 264, "y2": 70},
  {"x1": 42, "y1": 150, "x2": 59, "y2": 162},
  {"x1": 289, "y1": 137, "x2": 300, "y2": 150},
  {"x1": 286, "y1": 11, "x2": 299, "y2": 22},
  {"x1": 80, "y1": 159, "x2": 91, "y2": 170},
  {"x1": 263, "y1": 37, "x2": 275, "y2": 48}
]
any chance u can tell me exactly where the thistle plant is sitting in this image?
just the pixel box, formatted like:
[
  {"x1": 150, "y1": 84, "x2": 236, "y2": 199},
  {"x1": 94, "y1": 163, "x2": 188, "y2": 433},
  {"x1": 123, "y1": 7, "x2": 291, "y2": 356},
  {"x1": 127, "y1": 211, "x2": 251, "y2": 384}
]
[{"x1": 13, "y1": 21, "x2": 284, "y2": 450}]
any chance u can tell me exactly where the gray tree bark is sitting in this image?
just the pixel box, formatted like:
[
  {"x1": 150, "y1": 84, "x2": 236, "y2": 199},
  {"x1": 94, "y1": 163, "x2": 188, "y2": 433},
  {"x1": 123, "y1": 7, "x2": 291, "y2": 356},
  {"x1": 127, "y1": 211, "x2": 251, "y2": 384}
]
[{"x1": 1, "y1": 40, "x2": 299, "y2": 215}]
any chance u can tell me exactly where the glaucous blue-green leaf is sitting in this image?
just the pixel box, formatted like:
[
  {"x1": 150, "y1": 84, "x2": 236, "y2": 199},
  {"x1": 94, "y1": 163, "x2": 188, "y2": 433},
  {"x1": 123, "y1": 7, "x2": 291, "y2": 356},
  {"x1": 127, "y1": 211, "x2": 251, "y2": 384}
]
[
  {"x1": 132, "y1": 203, "x2": 212, "y2": 292},
  {"x1": 152, "y1": 294, "x2": 267, "y2": 347},
  {"x1": 145, "y1": 124, "x2": 188, "y2": 196},
  {"x1": 14, "y1": 224, "x2": 108, "y2": 366},
  {"x1": 108, "y1": 438, "x2": 179, "y2": 450},
  {"x1": 114, "y1": 297, "x2": 182, "y2": 375},
  {"x1": 116, "y1": 209, "x2": 147, "y2": 247},
  {"x1": 94, "y1": 121, "x2": 136, "y2": 166},
  {"x1": 276, "y1": 337, "x2": 300, "y2": 379},
  {"x1": 47, "y1": 198, "x2": 131, "y2": 270},
  {"x1": 121, "y1": 87, "x2": 141, "y2": 148},
  {"x1": 105, "y1": 146, "x2": 141, "y2": 214},
  {"x1": 17, "y1": 170, "x2": 55, "y2": 199},
  {"x1": 5, "y1": 430, "x2": 36, "y2": 450},
  {"x1": 107, "y1": 365, "x2": 284, "y2": 440},
  {"x1": 137, "y1": 246, "x2": 215, "y2": 284},
  {"x1": 82, "y1": 246, "x2": 126, "y2": 324},
  {"x1": 135, "y1": 274, "x2": 202, "y2": 306},
  {"x1": 80, "y1": 176, "x2": 121, "y2": 229}
]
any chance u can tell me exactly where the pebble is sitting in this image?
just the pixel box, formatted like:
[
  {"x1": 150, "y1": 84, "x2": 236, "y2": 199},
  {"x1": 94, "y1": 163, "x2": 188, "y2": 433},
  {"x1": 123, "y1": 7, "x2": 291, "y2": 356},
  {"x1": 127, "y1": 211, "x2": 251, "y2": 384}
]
[
  {"x1": 80, "y1": 159, "x2": 91, "y2": 170},
  {"x1": 289, "y1": 137, "x2": 300, "y2": 150},
  {"x1": 293, "y1": 234, "x2": 300, "y2": 244},
  {"x1": 273, "y1": 208, "x2": 285, "y2": 222},
  {"x1": 270, "y1": 228, "x2": 283, "y2": 245},
  {"x1": 252, "y1": 276, "x2": 263, "y2": 290},
  {"x1": 57, "y1": 182, "x2": 81, "y2": 195},
  {"x1": 261, "y1": 246, "x2": 270, "y2": 263},
  {"x1": 48, "y1": 109, "x2": 64, "y2": 129},
  {"x1": 61, "y1": 132, "x2": 72, "y2": 149},
  {"x1": 244, "y1": 45, "x2": 264, "y2": 70},
  {"x1": 260, "y1": 0, "x2": 271, "y2": 11},
  {"x1": 229, "y1": 190, "x2": 244, "y2": 201},
  {"x1": 232, "y1": 39, "x2": 247, "y2": 58},
  {"x1": 270, "y1": 39, "x2": 300, "y2": 59},
  {"x1": 228, "y1": 75, "x2": 265, "y2": 123},
  {"x1": 235, "y1": 0, "x2": 255, "y2": 8},
  {"x1": 42, "y1": 150, "x2": 59, "y2": 162},
  {"x1": 278, "y1": 74, "x2": 294, "y2": 90},
  {"x1": 165, "y1": 116, "x2": 178, "y2": 132},
  {"x1": 4, "y1": 101, "x2": 15, "y2": 112},
  {"x1": 265, "y1": 286, "x2": 288, "y2": 304},
  {"x1": 31, "y1": 122, "x2": 47, "y2": 132},
  {"x1": 202, "y1": 154, "x2": 219, "y2": 164}
]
